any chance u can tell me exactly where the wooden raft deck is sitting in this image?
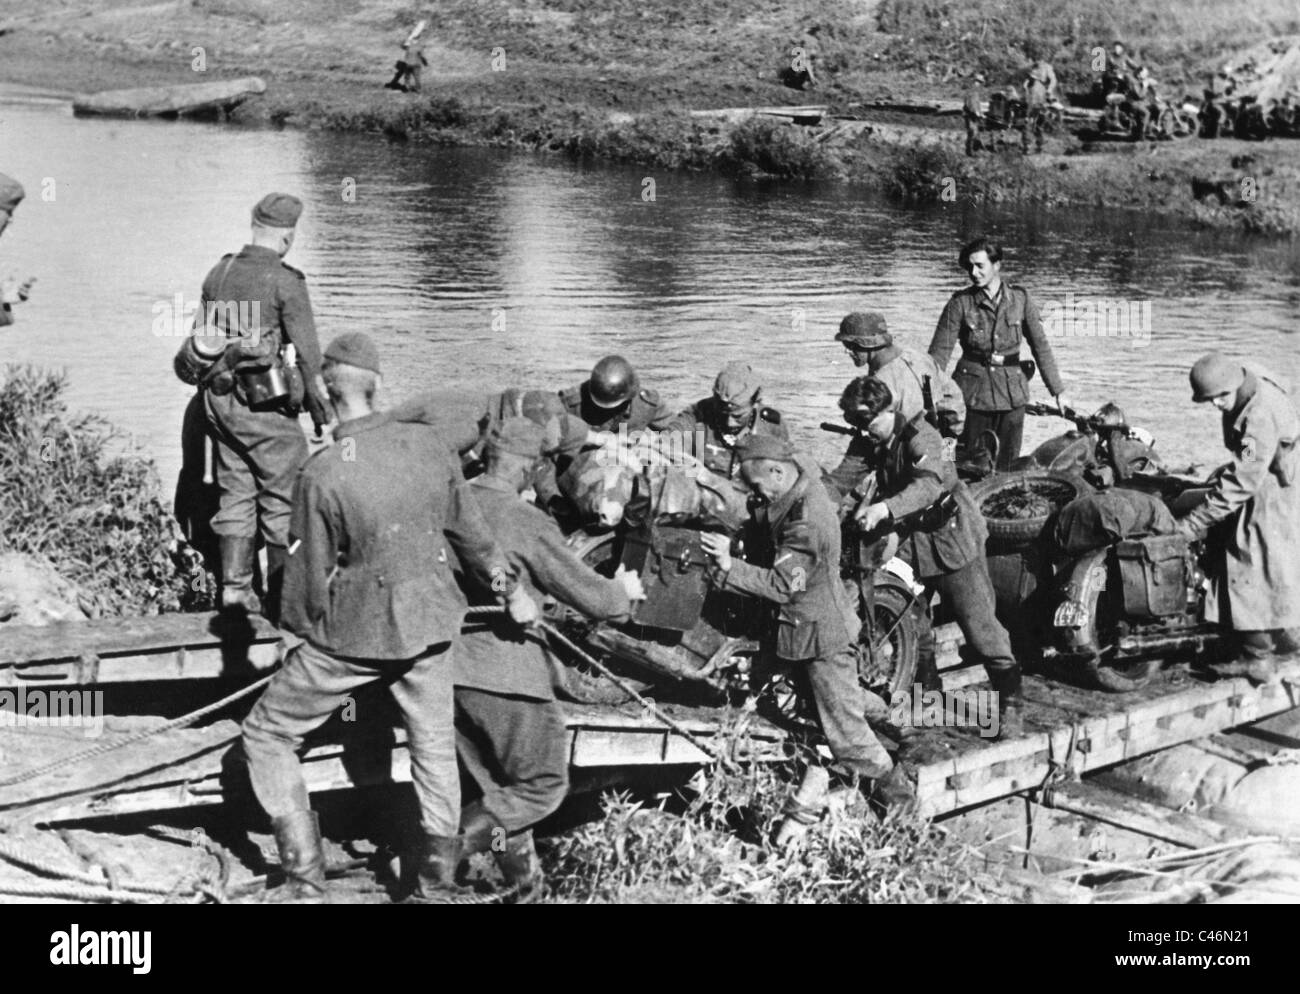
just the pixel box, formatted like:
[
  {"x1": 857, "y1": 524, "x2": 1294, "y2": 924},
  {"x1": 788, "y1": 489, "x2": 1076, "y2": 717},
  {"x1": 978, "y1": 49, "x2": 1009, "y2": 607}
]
[{"x1": 1, "y1": 614, "x2": 1297, "y2": 823}]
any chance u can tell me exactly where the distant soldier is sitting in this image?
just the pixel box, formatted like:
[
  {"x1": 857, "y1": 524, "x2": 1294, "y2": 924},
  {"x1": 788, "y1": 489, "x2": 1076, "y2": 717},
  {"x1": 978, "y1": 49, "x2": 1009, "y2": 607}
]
[
  {"x1": 1103, "y1": 41, "x2": 1139, "y2": 96},
  {"x1": 386, "y1": 21, "x2": 429, "y2": 93},
  {"x1": 844, "y1": 377, "x2": 1023, "y2": 737},
  {"x1": 1022, "y1": 60, "x2": 1058, "y2": 153},
  {"x1": 962, "y1": 74, "x2": 985, "y2": 156},
  {"x1": 560, "y1": 355, "x2": 675, "y2": 437},
  {"x1": 0, "y1": 173, "x2": 33, "y2": 328},
  {"x1": 239, "y1": 333, "x2": 538, "y2": 904},
  {"x1": 699, "y1": 435, "x2": 914, "y2": 806},
  {"x1": 928, "y1": 237, "x2": 1069, "y2": 472},
  {"x1": 1175, "y1": 353, "x2": 1300, "y2": 684},
  {"x1": 1202, "y1": 69, "x2": 1237, "y2": 139},
  {"x1": 664, "y1": 360, "x2": 788, "y2": 479},
  {"x1": 454, "y1": 417, "x2": 645, "y2": 902},
  {"x1": 196, "y1": 194, "x2": 332, "y2": 620}
]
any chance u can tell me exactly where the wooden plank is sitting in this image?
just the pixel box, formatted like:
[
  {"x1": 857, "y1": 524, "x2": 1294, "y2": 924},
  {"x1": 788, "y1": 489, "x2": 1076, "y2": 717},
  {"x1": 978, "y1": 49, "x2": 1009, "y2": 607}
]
[
  {"x1": 0, "y1": 703, "x2": 786, "y2": 825},
  {"x1": 0, "y1": 613, "x2": 280, "y2": 665}
]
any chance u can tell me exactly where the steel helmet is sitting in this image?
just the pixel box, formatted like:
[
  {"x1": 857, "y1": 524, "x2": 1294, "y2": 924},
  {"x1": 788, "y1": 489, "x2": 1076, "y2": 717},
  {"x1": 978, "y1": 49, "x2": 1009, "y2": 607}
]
[
  {"x1": 1189, "y1": 352, "x2": 1245, "y2": 402},
  {"x1": 1092, "y1": 402, "x2": 1127, "y2": 428},
  {"x1": 588, "y1": 355, "x2": 639, "y2": 409}
]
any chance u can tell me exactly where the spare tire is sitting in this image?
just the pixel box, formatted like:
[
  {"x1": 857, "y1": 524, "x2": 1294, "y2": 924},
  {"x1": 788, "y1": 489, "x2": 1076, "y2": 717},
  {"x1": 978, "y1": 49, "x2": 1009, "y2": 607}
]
[{"x1": 968, "y1": 470, "x2": 1094, "y2": 544}]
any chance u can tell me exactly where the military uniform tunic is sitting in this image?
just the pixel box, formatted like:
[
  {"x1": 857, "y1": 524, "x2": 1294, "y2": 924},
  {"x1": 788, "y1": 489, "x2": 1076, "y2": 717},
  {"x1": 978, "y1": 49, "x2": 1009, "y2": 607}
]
[
  {"x1": 560, "y1": 381, "x2": 675, "y2": 435},
  {"x1": 199, "y1": 244, "x2": 324, "y2": 546},
  {"x1": 664, "y1": 397, "x2": 788, "y2": 478},
  {"x1": 454, "y1": 475, "x2": 632, "y2": 831},
  {"x1": 712, "y1": 460, "x2": 890, "y2": 775}
]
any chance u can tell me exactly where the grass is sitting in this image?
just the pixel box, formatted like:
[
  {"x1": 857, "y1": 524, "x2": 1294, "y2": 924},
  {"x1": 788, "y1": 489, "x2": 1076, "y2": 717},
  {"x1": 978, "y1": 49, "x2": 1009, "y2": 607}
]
[
  {"x1": 544, "y1": 750, "x2": 1005, "y2": 904},
  {"x1": 0, "y1": 366, "x2": 208, "y2": 617}
]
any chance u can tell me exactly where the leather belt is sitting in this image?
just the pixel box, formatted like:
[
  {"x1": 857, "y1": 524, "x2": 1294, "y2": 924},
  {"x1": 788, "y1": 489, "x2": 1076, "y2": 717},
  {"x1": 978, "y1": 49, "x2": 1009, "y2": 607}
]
[{"x1": 962, "y1": 351, "x2": 1020, "y2": 367}]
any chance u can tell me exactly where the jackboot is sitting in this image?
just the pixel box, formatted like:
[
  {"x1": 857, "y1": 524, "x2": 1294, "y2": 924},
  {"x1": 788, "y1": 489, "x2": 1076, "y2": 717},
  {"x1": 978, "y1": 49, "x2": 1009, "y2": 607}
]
[
  {"x1": 219, "y1": 535, "x2": 262, "y2": 614},
  {"x1": 772, "y1": 764, "x2": 830, "y2": 850},
  {"x1": 495, "y1": 830, "x2": 544, "y2": 904},
  {"x1": 989, "y1": 667, "x2": 1025, "y2": 740},
  {"x1": 408, "y1": 834, "x2": 471, "y2": 903},
  {"x1": 269, "y1": 810, "x2": 328, "y2": 903},
  {"x1": 459, "y1": 801, "x2": 504, "y2": 859},
  {"x1": 263, "y1": 543, "x2": 287, "y2": 627},
  {"x1": 869, "y1": 763, "x2": 918, "y2": 815}
]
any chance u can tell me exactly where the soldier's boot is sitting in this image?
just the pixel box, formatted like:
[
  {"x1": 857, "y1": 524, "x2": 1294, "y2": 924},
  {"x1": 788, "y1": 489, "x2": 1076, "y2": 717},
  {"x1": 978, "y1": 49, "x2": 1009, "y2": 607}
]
[
  {"x1": 408, "y1": 834, "x2": 472, "y2": 903},
  {"x1": 772, "y1": 764, "x2": 830, "y2": 849},
  {"x1": 263, "y1": 543, "x2": 287, "y2": 627},
  {"x1": 495, "y1": 830, "x2": 545, "y2": 904},
  {"x1": 459, "y1": 801, "x2": 504, "y2": 859},
  {"x1": 219, "y1": 535, "x2": 261, "y2": 614},
  {"x1": 869, "y1": 763, "x2": 918, "y2": 815},
  {"x1": 269, "y1": 810, "x2": 328, "y2": 904},
  {"x1": 990, "y1": 667, "x2": 1025, "y2": 740}
]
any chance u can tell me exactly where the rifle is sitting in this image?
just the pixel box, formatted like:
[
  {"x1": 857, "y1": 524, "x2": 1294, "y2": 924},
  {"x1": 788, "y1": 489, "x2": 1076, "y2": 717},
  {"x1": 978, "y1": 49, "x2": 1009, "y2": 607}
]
[{"x1": 820, "y1": 420, "x2": 857, "y2": 436}]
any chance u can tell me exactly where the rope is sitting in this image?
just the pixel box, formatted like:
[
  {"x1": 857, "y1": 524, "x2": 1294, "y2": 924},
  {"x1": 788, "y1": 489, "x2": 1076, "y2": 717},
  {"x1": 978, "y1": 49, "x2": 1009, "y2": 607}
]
[
  {"x1": 0, "y1": 673, "x2": 275, "y2": 791},
  {"x1": 0, "y1": 880, "x2": 159, "y2": 903}
]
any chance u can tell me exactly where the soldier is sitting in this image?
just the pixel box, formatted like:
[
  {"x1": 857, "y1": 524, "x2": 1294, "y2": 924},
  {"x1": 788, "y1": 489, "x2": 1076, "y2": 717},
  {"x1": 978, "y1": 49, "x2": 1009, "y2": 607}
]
[
  {"x1": 239, "y1": 333, "x2": 538, "y2": 903},
  {"x1": 560, "y1": 355, "x2": 675, "y2": 437},
  {"x1": 1175, "y1": 353, "x2": 1300, "y2": 683},
  {"x1": 0, "y1": 174, "x2": 33, "y2": 329},
  {"x1": 386, "y1": 22, "x2": 429, "y2": 92},
  {"x1": 663, "y1": 360, "x2": 788, "y2": 479},
  {"x1": 1022, "y1": 60, "x2": 1058, "y2": 153},
  {"x1": 836, "y1": 312, "x2": 963, "y2": 438},
  {"x1": 962, "y1": 74, "x2": 985, "y2": 156},
  {"x1": 928, "y1": 237, "x2": 1070, "y2": 472},
  {"x1": 698, "y1": 435, "x2": 914, "y2": 806},
  {"x1": 1103, "y1": 41, "x2": 1139, "y2": 96},
  {"x1": 843, "y1": 377, "x2": 1023, "y2": 737},
  {"x1": 197, "y1": 193, "x2": 331, "y2": 620},
  {"x1": 454, "y1": 417, "x2": 646, "y2": 902}
]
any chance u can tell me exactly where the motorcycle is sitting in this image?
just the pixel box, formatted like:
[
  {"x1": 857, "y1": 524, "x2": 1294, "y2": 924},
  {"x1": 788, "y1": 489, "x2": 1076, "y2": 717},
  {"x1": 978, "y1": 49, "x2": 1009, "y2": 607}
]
[
  {"x1": 1098, "y1": 92, "x2": 1198, "y2": 141},
  {"x1": 550, "y1": 479, "x2": 924, "y2": 735},
  {"x1": 965, "y1": 404, "x2": 1221, "y2": 691}
]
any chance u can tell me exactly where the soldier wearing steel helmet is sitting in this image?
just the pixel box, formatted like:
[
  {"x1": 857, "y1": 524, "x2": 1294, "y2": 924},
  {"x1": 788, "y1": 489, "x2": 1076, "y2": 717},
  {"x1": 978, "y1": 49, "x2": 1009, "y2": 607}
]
[
  {"x1": 559, "y1": 354, "x2": 675, "y2": 436},
  {"x1": 1175, "y1": 352, "x2": 1300, "y2": 683}
]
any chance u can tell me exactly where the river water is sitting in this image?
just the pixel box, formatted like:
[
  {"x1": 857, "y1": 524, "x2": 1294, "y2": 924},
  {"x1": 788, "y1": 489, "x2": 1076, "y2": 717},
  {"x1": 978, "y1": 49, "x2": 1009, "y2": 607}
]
[{"x1": 1, "y1": 102, "x2": 1298, "y2": 493}]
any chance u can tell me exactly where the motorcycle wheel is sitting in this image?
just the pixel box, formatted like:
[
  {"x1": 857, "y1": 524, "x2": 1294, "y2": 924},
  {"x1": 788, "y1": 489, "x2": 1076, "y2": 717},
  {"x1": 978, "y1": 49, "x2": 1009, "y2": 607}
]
[
  {"x1": 968, "y1": 469, "x2": 1094, "y2": 545},
  {"x1": 1042, "y1": 105, "x2": 1064, "y2": 134},
  {"x1": 860, "y1": 578, "x2": 922, "y2": 701}
]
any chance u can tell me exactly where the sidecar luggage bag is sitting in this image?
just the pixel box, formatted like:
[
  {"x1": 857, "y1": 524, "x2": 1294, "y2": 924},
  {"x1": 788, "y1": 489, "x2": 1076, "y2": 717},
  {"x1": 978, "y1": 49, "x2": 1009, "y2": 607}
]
[
  {"x1": 1053, "y1": 489, "x2": 1176, "y2": 556},
  {"x1": 620, "y1": 522, "x2": 713, "y2": 631},
  {"x1": 1113, "y1": 533, "x2": 1188, "y2": 618}
]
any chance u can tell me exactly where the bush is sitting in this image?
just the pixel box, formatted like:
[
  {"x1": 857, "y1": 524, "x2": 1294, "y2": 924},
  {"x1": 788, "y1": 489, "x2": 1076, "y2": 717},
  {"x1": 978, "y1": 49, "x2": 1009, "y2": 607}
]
[
  {"x1": 0, "y1": 367, "x2": 205, "y2": 616},
  {"x1": 716, "y1": 118, "x2": 841, "y2": 180},
  {"x1": 544, "y1": 756, "x2": 1005, "y2": 904}
]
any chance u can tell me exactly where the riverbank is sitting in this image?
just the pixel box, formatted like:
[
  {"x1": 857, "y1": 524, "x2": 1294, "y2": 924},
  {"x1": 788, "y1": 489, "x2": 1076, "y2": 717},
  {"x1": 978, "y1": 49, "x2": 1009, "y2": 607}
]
[{"x1": 1, "y1": 1, "x2": 1299, "y2": 235}]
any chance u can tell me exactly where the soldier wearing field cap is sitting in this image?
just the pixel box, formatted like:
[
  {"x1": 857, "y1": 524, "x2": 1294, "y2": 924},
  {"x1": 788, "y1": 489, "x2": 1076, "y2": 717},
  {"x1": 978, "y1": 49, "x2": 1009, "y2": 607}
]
[
  {"x1": 453, "y1": 416, "x2": 645, "y2": 902},
  {"x1": 239, "y1": 333, "x2": 539, "y2": 903},
  {"x1": 1175, "y1": 352, "x2": 1300, "y2": 683},
  {"x1": 665, "y1": 360, "x2": 789, "y2": 478},
  {"x1": 698, "y1": 434, "x2": 913, "y2": 809},
  {"x1": 194, "y1": 193, "x2": 332, "y2": 620},
  {"x1": 0, "y1": 173, "x2": 33, "y2": 328}
]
